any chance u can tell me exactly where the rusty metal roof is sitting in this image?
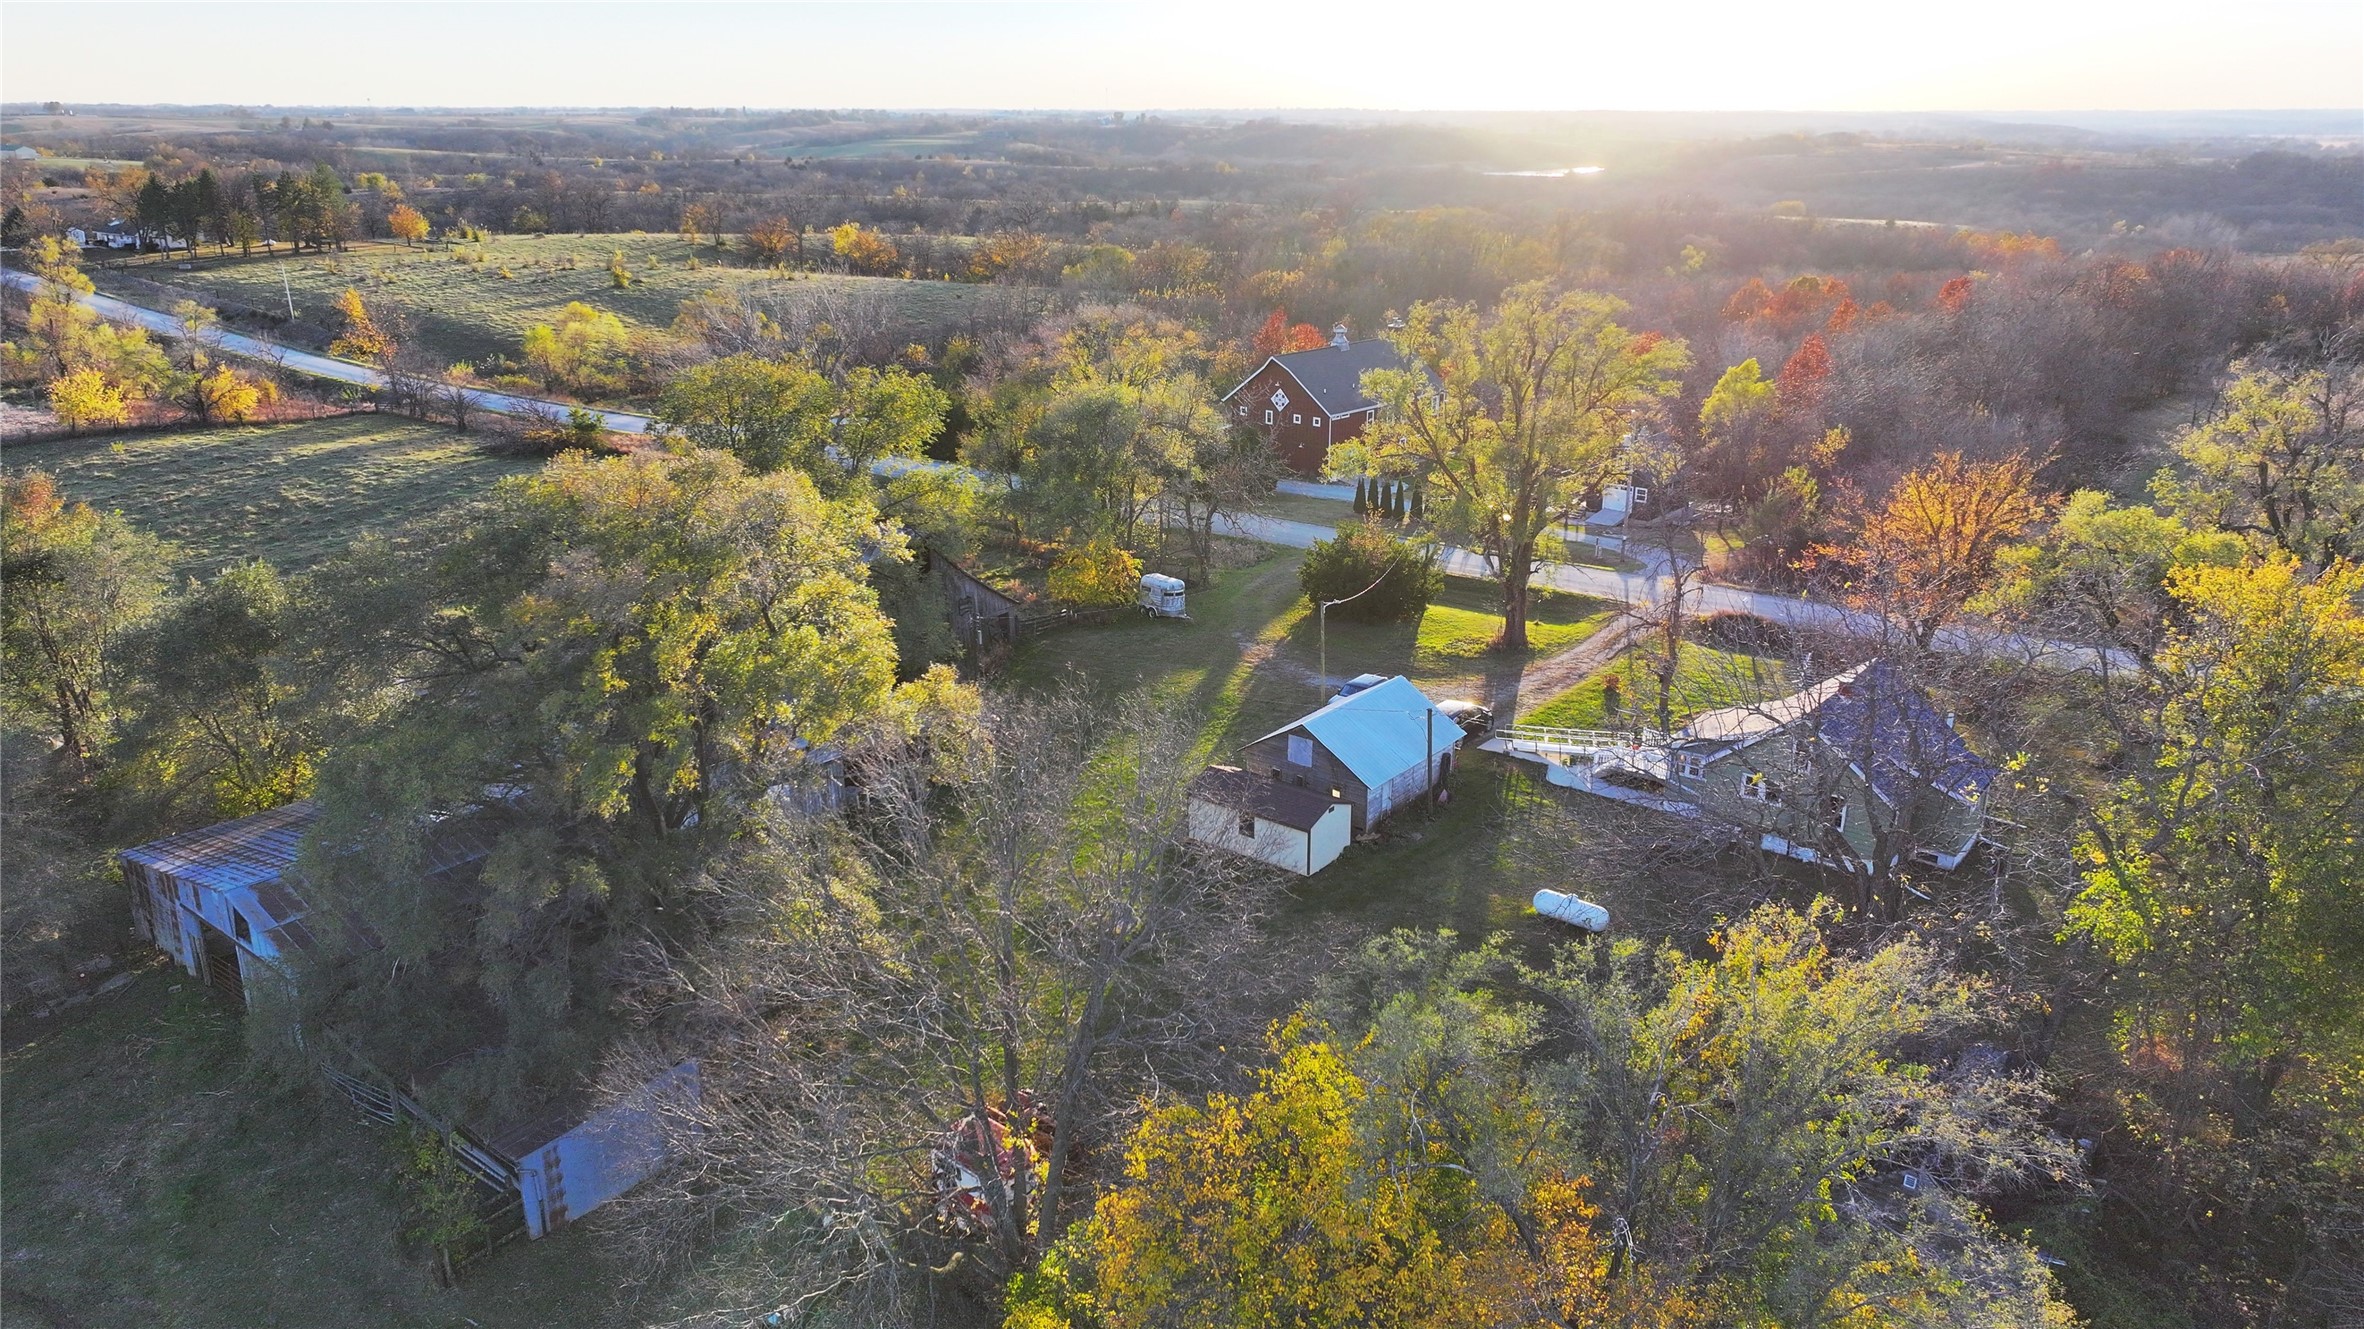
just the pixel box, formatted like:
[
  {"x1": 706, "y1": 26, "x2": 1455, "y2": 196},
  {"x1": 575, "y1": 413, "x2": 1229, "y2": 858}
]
[{"x1": 120, "y1": 801, "x2": 318, "y2": 892}]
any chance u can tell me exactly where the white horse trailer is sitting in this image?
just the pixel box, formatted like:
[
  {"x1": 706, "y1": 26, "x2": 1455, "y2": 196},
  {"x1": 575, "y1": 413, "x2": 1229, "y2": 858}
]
[{"x1": 1138, "y1": 573, "x2": 1188, "y2": 619}]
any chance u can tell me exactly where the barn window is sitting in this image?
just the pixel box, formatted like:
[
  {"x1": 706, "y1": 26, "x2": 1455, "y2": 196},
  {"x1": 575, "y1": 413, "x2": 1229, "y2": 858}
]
[
  {"x1": 1827, "y1": 794, "x2": 1849, "y2": 831},
  {"x1": 1632, "y1": 486, "x2": 1652, "y2": 505},
  {"x1": 1237, "y1": 812, "x2": 1256, "y2": 837},
  {"x1": 1238, "y1": 402, "x2": 1248, "y2": 416},
  {"x1": 1286, "y1": 734, "x2": 1313, "y2": 767},
  {"x1": 1291, "y1": 414, "x2": 1302, "y2": 424},
  {"x1": 1311, "y1": 416, "x2": 1323, "y2": 426},
  {"x1": 1330, "y1": 787, "x2": 1342, "y2": 799},
  {"x1": 1264, "y1": 410, "x2": 1274, "y2": 424},
  {"x1": 232, "y1": 911, "x2": 252, "y2": 944}
]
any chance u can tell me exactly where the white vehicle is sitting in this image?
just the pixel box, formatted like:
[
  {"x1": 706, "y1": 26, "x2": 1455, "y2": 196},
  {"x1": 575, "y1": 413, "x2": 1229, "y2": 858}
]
[
  {"x1": 1532, "y1": 889, "x2": 1609, "y2": 932},
  {"x1": 1138, "y1": 573, "x2": 1189, "y2": 620}
]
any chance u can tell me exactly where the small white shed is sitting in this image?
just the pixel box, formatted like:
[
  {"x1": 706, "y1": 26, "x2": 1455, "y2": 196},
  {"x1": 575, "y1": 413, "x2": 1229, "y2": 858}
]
[{"x1": 1187, "y1": 765, "x2": 1353, "y2": 876}]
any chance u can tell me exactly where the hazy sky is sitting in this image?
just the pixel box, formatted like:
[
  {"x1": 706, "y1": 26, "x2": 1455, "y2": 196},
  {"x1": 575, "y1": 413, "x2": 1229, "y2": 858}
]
[{"x1": 5, "y1": 1, "x2": 2360, "y2": 113}]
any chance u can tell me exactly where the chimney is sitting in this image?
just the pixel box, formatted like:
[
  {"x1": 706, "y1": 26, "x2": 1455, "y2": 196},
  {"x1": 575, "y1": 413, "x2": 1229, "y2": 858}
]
[{"x1": 1330, "y1": 321, "x2": 1350, "y2": 349}]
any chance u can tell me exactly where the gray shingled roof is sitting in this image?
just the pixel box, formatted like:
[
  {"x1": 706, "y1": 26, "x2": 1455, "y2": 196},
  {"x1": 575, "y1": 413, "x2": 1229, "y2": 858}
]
[
  {"x1": 1681, "y1": 661, "x2": 1996, "y2": 807},
  {"x1": 1226, "y1": 339, "x2": 1407, "y2": 416},
  {"x1": 1811, "y1": 661, "x2": 1996, "y2": 806}
]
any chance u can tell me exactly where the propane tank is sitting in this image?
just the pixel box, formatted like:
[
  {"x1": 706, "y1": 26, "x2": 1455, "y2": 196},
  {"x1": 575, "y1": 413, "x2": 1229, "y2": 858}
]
[{"x1": 1532, "y1": 889, "x2": 1609, "y2": 932}]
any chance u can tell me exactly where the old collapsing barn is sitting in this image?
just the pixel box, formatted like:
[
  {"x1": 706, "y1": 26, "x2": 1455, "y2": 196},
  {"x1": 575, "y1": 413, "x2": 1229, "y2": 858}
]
[{"x1": 118, "y1": 801, "x2": 700, "y2": 1245}]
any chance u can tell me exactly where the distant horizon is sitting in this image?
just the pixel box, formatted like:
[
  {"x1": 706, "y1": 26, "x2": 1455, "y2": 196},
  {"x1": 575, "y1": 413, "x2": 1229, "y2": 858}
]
[
  {"x1": 5, "y1": 2, "x2": 2359, "y2": 116},
  {"x1": 6, "y1": 104, "x2": 2355, "y2": 116}
]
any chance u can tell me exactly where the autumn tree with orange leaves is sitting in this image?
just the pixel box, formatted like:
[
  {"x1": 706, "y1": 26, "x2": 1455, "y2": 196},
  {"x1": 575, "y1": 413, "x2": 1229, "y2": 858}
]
[
  {"x1": 1812, "y1": 450, "x2": 2049, "y2": 650},
  {"x1": 1251, "y1": 308, "x2": 1326, "y2": 356}
]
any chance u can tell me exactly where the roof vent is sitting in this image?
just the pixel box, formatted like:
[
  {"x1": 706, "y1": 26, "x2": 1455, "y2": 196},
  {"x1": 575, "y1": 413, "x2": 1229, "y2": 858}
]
[{"x1": 1836, "y1": 683, "x2": 1855, "y2": 698}]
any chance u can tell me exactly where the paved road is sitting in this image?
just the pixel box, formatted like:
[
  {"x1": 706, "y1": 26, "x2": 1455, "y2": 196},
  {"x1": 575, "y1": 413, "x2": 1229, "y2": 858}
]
[
  {"x1": 21, "y1": 270, "x2": 2117, "y2": 671},
  {"x1": 0, "y1": 268, "x2": 658, "y2": 434},
  {"x1": 1215, "y1": 509, "x2": 2119, "y2": 670}
]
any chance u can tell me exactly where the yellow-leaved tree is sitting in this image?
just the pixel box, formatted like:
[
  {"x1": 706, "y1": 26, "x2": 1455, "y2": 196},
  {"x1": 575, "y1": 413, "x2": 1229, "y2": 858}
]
[
  {"x1": 521, "y1": 302, "x2": 633, "y2": 396},
  {"x1": 386, "y1": 203, "x2": 429, "y2": 246},
  {"x1": 327, "y1": 287, "x2": 395, "y2": 363},
  {"x1": 47, "y1": 369, "x2": 129, "y2": 434},
  {"x1": 1046, "y1": 538, "x2": 1141, "y2": 608},
  {"x1": 192, "y1": 363, "x2": 278, "y2": 424}
]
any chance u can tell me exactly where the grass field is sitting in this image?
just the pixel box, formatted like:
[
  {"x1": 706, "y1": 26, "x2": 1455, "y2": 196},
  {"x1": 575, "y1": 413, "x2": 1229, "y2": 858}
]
[
  {"x1": 89, "y1": 234, "x2": 1031, "y2": 376},
  {"x1": 0, "y1": 962, "x2": 647, "y2": 1329},
  {"x1": 1521, "y1": 641, "x2": 1789, "y2": 732},
  {"x1": 1008, "y1": 549, "x2": 1623, "y2": 939},
  {"x1": 1, "y1": 416, "x2": 538, "y2": 575}
]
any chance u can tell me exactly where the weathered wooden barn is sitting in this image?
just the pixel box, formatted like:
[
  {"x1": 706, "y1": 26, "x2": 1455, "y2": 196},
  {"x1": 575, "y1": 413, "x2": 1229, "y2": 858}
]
[
  {"x1": 118, "y1": 803, "x2": 700, "y2": 1248},
  {"x1": 1238, "y1": 675, "x2": 1465, "y2": 832}
]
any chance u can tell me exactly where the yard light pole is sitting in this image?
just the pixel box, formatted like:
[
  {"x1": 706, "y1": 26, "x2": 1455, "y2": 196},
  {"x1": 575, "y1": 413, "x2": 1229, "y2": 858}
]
[{"x1": 1317, "y1": 562, "x2": 1396, "y2": 709}]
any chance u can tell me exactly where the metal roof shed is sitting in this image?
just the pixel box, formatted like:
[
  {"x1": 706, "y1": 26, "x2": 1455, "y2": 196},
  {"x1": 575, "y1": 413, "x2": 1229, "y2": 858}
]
[{"x1": 1243, "y1": 675, "x2": 1464, "y2": 830}]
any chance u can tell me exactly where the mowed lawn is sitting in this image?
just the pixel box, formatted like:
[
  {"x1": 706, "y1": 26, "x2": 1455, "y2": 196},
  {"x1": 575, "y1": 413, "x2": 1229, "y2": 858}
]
[
  {"x1": 0, "y1": 964, "x2": 643, "y2": 1329},
  {"x1": 1521, "y1": 641, "x2": 1791, "y2": 732},
  {"x1": 92, "y1": 234, "x2": 1034, "y2": 373},
  {"x1": 1008, "y1": 550, "x2": 1620, "y2": 940},
  {"x1": 3, "y1": 416, "x2": 538, "y2": 575}
]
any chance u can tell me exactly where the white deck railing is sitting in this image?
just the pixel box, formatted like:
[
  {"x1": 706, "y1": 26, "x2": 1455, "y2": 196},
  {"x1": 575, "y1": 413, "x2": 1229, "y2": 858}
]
[{"x1": 1495, "y1": 724, "x2": 1672, "y2": 756}]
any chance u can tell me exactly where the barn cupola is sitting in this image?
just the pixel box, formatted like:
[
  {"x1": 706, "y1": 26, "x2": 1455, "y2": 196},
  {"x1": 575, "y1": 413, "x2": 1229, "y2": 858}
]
[{"x1": 1330, "y1": 321, "x2": 1350, "y2": 349}]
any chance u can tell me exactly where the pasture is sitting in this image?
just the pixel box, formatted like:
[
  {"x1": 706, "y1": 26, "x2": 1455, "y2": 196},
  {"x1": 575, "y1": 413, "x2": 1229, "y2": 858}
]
[
  {"x1": 1, "y1": 416, "x2": 538, "y2": 575},
  {"x1": 88, "y1": 234, "x2": 1039, "y2": 374}
]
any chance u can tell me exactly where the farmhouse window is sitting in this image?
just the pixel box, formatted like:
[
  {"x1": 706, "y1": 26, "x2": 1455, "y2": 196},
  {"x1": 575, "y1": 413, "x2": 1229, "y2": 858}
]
[
  {"x1": 1741, "y1": 771, "x2": 1783, "y2": 804},
  {"x1": 1677, "y1": 752, "x2": 1706, "y2": 781},
  {"x1": 1286, "y1": 734, "x2": 1314, "y2": 767},
  {"x1": 1237, "y1": 812, "x2": 1256, "y2": 837},
  {"x1": 1631, "y1": 486, "x2": 1652, "y2": 505},
  {"x1": 1827, "y1": 793, "x2": 1848, "y2": 831}
]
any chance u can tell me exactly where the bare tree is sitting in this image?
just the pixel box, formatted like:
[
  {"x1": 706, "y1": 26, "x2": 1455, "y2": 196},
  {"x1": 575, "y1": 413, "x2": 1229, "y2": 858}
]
[{"x1": 604, "y1": 686, "x2": 1284, "y2": 1323}]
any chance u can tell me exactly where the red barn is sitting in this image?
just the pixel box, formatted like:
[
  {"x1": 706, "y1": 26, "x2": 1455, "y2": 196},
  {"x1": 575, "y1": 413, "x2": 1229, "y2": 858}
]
[{"x1": 1219, "y1": 324, "x2": 1405, "y2": 477}]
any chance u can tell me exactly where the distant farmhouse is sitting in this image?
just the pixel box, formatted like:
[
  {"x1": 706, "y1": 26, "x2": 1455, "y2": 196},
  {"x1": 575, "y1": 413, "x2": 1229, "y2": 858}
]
[
  {"x1": 1493, "y1": 661, "x2": 1996, "y2": 875},
  {"x1": 118, "y1": 802, "x2": 698, "y2": 1248},
  {"x1": 1189, "y1": 675, "x2": 1465, "y2": 874},
  {"x1": 1, "y1": 144, "x2": 39, "y2": 161},
  {"x1": 1219, "y1": 323, "x2": 1404, "y2": 476},
  {"x1": 67, "y1": 219, "x2": 184, "y2": 251}
]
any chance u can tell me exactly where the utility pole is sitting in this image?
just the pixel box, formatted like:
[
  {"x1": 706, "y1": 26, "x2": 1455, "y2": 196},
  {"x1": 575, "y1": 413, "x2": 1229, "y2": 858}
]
[{"x1": 1316, "y1": 561, "x2": 1396, "y2": 709}]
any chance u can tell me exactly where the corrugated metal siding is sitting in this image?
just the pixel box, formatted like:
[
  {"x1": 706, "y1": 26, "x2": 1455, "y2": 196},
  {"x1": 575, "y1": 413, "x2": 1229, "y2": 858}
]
[{"x1": 516, "y1": 1061, "x2": 700, "y2": 1237}]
